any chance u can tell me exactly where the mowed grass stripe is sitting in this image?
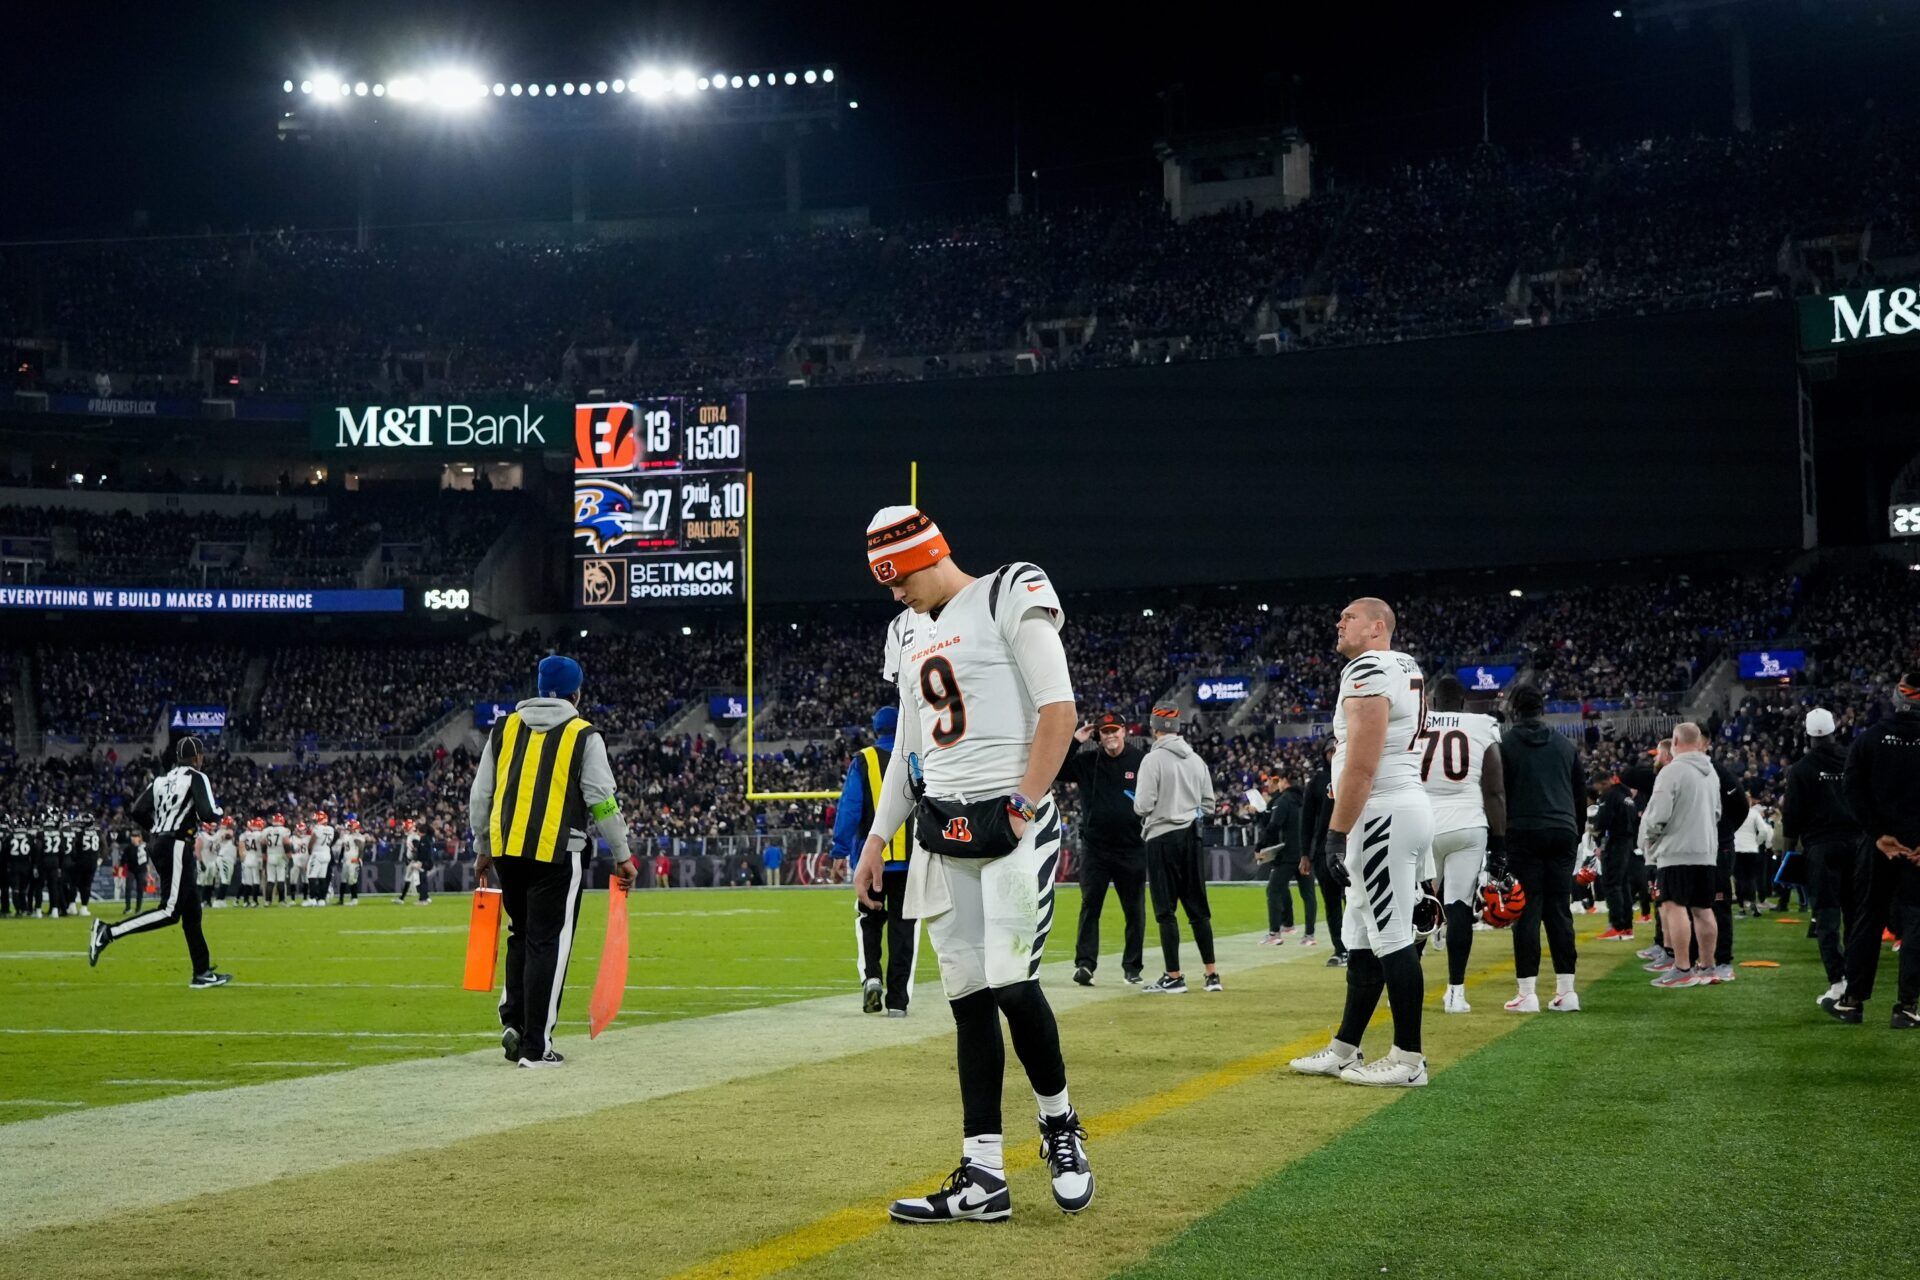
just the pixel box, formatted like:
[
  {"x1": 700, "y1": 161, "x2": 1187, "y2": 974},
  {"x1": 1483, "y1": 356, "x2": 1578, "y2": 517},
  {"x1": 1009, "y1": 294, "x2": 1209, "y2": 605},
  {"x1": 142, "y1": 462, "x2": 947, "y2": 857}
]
[
  {"x1": 0, "y1": 931, "x2": 1331, "y2": 1278},
  {"x1": 1118, "y1": 919, "x2": 1910, "y2": 1280},
  {"x1": 673, "y1": 935, "x2": 1635, "y2": 1280},
  {"x1": 0, "y1": 887, "x2": 1276, "y2": 1112}
]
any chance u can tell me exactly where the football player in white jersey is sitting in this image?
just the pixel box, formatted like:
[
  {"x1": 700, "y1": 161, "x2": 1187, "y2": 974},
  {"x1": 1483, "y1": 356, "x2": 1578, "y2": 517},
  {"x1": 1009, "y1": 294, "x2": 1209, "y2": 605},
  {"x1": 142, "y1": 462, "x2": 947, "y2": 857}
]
[
  {"x1": 306, "y1": 812, "x2": 336, "y2": 906},
  {"x1": 1418, "y1": 674, "x2": 1507, "y2": 1014},
  {"x1": 288, "y1": 822, "x2": 310, "y2": 902},
  {"x1": 336, "y1": 819, "x2": 365, "y2": 905},
  {"x1": 1290, "y1": 598, "x2": 1436, "y2": 1088},
  {"x1": 194, "y1": 823, "x2": 218, "y2": 906},
  {"x1": 213, "y1": 817, "x2": 238, "y2": 908},
  {"x1": 238, "y1": 819, "x2": 264, "y2": 907},
  {"x1": 852, "y1": 506, "x2": 1092, "y2": 1224},
  {"x1": 263, "y1": 814, "x2": 291, "y2": 904}
]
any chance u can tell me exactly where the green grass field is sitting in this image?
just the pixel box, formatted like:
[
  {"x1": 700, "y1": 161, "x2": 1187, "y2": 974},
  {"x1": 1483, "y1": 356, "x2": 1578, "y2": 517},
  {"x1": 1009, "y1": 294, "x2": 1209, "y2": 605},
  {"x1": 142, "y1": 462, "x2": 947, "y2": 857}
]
[{"x1": 0, "y1": 885, "x2": 1910, "y2": 1279}]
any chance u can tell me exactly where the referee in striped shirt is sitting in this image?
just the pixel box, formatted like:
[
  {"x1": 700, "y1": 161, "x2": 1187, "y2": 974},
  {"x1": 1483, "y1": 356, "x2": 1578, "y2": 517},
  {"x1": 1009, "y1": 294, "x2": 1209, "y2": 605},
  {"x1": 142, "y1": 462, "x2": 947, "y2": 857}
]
[
  {"x1": 469, "y1": 655, "x2": 635, "y2": 1068},
  {"x1": 86, "y1": 736, "x2": 230, "y2": 987}
]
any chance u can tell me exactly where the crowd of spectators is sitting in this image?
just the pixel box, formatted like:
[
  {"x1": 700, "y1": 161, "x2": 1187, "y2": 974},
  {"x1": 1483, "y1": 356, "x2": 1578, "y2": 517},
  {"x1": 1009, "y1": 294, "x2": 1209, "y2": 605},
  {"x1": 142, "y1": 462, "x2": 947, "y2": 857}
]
[
  {"x1": 6, "y1": 118, "x2": 1917, "y2": 397},
  {"x1": 254, "y1": 634, "x2": 543, "y2": 747},
  {"x1": 35, "y1": 642, "x2": 246, "y2": 739},
  {"x1": 0, "y1": 488, "x2": 524, "y2": 590}
]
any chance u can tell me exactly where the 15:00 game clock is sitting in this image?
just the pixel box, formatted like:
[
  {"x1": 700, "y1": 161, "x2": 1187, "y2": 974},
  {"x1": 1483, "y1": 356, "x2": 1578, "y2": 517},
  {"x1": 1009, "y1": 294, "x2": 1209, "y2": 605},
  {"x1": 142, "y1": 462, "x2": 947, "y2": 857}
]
[{"x1": 572, "y1": 396, "x2": 746, "y2": 607}]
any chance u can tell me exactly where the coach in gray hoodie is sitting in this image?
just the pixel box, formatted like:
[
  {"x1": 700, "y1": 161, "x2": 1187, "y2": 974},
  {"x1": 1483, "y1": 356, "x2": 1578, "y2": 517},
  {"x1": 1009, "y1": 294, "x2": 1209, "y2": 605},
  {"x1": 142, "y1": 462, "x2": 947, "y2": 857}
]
[
  {"x1": 1133, "y1": 704, "x2": 1219, "y2": 994},
  {"x1": 1641, "y1": 722, "x2": 1722, "y2": 988}
]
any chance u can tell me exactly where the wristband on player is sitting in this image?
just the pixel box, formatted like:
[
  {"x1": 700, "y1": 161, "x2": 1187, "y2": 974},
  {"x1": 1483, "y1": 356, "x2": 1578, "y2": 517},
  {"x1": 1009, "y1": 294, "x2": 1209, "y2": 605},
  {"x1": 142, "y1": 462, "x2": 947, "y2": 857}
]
[{"x1": 1006, "y1": 793, "x2": 1038, "y2": 823}]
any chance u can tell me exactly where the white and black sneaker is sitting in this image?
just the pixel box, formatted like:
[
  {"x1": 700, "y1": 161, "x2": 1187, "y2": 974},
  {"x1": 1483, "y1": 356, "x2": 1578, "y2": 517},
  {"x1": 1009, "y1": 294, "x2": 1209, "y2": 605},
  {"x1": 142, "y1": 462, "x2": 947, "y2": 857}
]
[
  {"x1": 1289, "y1": 1042, "x2": 1362, "y2": 1077},
  {"x1": 501, "y1": 1026, "x2": 522, "y2": 1062},
  {"x1": 1203, "y1": 973, "x2": 1223, "y2": 993},
  {"x1": 1072, "y1": 966, "x2": 1094, "y2": 987},
  {"x1": 1038, "y1": 1111, "x2": 1094, "y2": 1213},
  {"x1": 88, "y1": 919, "x2": 110, "y2": 967},
  {"x1": 1338, "y1": 1051, "x2": 1429, "y2": 1089},
  {"x1": 1142, "y1": 973, "x2": 1187, "y2": 995},
  {"x1": 517, "y1": 1050, "x2": 566, "y2": 1069},
  {"x1": 889, "y1": 1160, "x2": 1011, "y2": 1224},
  {"x1": 1326, "y1": 953, "x2": 1349, "y2": 968},
  {"x1": 1122, "y1": 972, "x2": 1144, "y2": 986},
  {"x1": 863, "y1": 978, "x2": 883, "y2": 1014},
  {"x1": 188, "y1": 970, "x2": 232, "y2": 989}
]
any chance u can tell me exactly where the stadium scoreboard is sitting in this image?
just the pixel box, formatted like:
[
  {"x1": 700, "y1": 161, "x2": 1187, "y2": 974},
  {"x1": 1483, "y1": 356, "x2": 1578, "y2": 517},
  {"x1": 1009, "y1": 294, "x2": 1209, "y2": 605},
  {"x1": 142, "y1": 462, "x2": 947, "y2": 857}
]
[{"x1": 572, "y1": 396, "x2": 747, "y2": 607}]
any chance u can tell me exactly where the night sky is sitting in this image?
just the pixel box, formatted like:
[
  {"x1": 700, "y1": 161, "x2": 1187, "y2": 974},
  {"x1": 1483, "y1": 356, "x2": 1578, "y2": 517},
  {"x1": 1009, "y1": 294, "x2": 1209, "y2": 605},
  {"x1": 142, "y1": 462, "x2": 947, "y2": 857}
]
[{"x1": 4, "y1": 1, "x2": 1917, "y2": 238}]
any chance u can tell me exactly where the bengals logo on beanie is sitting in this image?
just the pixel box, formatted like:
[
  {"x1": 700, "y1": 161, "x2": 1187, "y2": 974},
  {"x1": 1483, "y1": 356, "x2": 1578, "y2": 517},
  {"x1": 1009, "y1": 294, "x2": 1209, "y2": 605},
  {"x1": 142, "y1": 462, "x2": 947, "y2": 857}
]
[{"x1": 865, "y1": 506, "x2": 950, "y2": 585}]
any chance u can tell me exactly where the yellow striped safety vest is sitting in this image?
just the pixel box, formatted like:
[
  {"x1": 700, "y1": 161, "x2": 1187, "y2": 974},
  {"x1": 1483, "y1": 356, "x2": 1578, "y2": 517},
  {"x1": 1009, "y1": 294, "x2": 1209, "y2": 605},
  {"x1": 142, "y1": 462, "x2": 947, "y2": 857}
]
[
  {"x1": 859, "y1": 745, "x2": 910, "y2": 866},
  {"x1": 487, "y1": 712, "x2": 597, "y2": 862}
]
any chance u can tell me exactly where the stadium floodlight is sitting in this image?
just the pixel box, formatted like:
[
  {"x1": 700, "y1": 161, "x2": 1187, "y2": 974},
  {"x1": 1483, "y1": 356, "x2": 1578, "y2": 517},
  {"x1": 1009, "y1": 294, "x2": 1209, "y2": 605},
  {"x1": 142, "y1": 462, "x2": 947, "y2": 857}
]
[
  {"x1": 354, "y1": 81, "x2": 368, "y2": 96},
  {"x1": 633, "y1": 67, "x2": 667, "y2": 99},
  {"x1": 313, "y1": 72, "x2": 339, "y2": 96},
  {"x1": 696, "y1": 76, "x2": 710, "y2": 91},
  {"x1": 299, "y1": 79, "x2": 313, "y2": 94},
  {"x1": 672, "y1": 69, "x2": 697, "y2": 95},
  {"x1": 387, "y1": 75, "x2": 425, "y2": 102},
  {"x1": 492, "y1": 82, "x2": 506, "y2": 96},
  {"x1": 729, "y1": 75, "x2": 743, "y2": 88},
  {"x1": 510, "y1": 83, "x2": 523, "y2": 96},
  {"x1": 803, "y1": 69, "x2": 817, "y2": 84},
  {"x1": 595, "y1": 80, "x2": 608, "y2": 94},
  {"x1": 848, "y1": 100, "x2": 858, "y2": 109},
  {"x1": 747, "y1": 73, "x2": 760, "y2": 87},
  {"x1": 283, "y1": 80, "x2": 294, "y2": 93},
  {"x1": 710, "y1": 70, "x2": 727, "y2": 88},
  {"x1": 783, "y1": 71, "x2": 796, "y2": 85},
  {"x1": 372, "y1": 82, "x2": 386, "y2": 96},
  {"x1": 544, "y1": 83, "x2": 557, "y2": 96},
  {"x1": 612, "y1": 77, "x2": 626, "y2": 93},
  {"x1": 578, "y1": 81, "x2": 593, "y2": 95},
  {"x1": 822, "y1": 68, "x2": 834, "y2": 82},
  {"x1": 425, "y1": 68, "x2": 487, "y2": 110},
  {"x1": 337, "y1": 81, "x2": 353, "y2": 98},
  {"x1": 563, "y1": 82, "x2": 575, "y2": 95}
]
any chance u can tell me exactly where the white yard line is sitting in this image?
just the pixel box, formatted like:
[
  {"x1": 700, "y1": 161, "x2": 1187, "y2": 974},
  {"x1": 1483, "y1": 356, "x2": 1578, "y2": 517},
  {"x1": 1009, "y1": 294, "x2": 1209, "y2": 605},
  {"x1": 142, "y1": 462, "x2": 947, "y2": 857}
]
[
  {"x1": 0, "y1": 1100, "x2": 86, "y2": 1109},
  {"x1": 0, "y1": 932, "x2": 1306, "y2": 1239}
]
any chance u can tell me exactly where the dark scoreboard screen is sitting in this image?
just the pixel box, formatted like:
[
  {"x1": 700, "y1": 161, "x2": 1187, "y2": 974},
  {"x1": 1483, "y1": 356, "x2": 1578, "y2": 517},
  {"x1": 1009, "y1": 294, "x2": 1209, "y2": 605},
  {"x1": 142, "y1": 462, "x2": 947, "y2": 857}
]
[{"x1": 571, "y1": 396, "x2": 746, "y2": 607}]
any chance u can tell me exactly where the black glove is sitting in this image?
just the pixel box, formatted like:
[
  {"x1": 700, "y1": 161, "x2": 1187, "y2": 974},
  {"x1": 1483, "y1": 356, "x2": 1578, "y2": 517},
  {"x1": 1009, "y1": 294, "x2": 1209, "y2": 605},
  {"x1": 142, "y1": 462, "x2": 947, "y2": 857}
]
[
  {"x1": 1325, "y1": 829, "x2": 1350, "y2": 888},
  {"x1": 1485, "y1": 831, "x2": 1508, "y2": 879}
]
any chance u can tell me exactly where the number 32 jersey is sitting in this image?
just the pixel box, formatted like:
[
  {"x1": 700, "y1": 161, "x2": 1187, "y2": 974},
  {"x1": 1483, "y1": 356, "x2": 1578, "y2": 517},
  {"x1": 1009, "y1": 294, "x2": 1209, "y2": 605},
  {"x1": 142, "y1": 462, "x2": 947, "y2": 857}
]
[
  {"x1": 883, "y1": 563, "x2": 1068, "y2": 801},
  {"x1": 1331, "y1": 649, "x2": 1427, "y2": 801}
]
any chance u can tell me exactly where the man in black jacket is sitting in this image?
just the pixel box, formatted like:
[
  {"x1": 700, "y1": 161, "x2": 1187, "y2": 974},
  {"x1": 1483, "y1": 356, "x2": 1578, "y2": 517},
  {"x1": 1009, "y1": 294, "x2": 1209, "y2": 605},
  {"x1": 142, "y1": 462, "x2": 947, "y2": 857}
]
[
  {"x1": 1781, "y1": 707, "x2": 1864, "y2": 1006},
  {"x1": 1059, "y1": 713, "x2": 1148, "y2": 987},
  {"x1": 1256, "y1": 772, "x2": 1312, "y2": 944},
  {"x1": 1826, "y1": 675, "x2": 1920, "y2": 1029},
  {"x1": 1590, "y1": 774, "x2": 1640, "y2": 942},
  {"x1": 1498, "y1": 685, "x2": 1585, "y2": 1012},
  {"x1": 1708, "y1": 755, "x2": 1750, "y2": 980},
  {"x1": 1300, "y1": 738, "x2": 1346, "y2": 967}
]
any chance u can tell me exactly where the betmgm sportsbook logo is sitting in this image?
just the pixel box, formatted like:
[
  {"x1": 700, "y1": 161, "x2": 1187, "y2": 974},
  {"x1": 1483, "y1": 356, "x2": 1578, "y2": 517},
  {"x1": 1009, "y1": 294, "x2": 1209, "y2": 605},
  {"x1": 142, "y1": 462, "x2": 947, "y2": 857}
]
[{"x1": 333, "y1": 404, "x2": 549, "y2": 449}]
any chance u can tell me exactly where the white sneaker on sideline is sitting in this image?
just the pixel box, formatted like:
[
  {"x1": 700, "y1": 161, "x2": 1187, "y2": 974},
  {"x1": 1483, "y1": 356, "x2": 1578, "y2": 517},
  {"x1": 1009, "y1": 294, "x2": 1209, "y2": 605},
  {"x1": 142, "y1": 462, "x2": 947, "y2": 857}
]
[
  {"x1": 1548, "y1": 990, "x2": 1581, "y2": 1012},
  {"x1": 1504, "y1": 991, "x2": 1539, "y2": 1013},
  {"x1": 1443, "y1": 987, "x2": 1471, "y2": 1014},
  {"x1": 1289, "y1": 1044, "x2": 1362, "y2": 1077},
  {"x1": 1339, "y1": 1053, "x2": 1428, "y2": 1088}
]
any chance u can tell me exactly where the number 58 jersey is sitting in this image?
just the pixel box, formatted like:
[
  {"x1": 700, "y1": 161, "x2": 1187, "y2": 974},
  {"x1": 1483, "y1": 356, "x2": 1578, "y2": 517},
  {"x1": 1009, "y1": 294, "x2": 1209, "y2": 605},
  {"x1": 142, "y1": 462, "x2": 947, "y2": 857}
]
[
  {"x1": 1420, "y1": 711, "x2": 1502, "y2": 834},
  {"x1": 1331, "y1": 650, "x2": 1427, "y2": 801},
  {"x1": 883, "y1": 563, "x2": 1069, "y2": 801}
]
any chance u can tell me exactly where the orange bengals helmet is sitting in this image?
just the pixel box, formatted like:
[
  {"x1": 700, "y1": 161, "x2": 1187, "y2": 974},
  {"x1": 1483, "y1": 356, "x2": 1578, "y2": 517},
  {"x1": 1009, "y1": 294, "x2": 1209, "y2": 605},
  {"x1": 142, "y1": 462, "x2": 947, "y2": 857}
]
[
  {"x1": 272, "y1": 813, "x2": 286, "y2": 827},
  {"x1": 248, "y1": 817, "x2": 265, "y2": 831},
  {"x1": 220, "y1": 815, "x2": 235, "y2": 828},
  {"x1": 1573, "y1": 850, "x2": 1603, "y2": 887},
  {"x1": 1479, "y1": 874, "x2": 1527, "y2": 928},
  {"x1": 313, "y1": 811, "x2": 328, "y2": 825}
]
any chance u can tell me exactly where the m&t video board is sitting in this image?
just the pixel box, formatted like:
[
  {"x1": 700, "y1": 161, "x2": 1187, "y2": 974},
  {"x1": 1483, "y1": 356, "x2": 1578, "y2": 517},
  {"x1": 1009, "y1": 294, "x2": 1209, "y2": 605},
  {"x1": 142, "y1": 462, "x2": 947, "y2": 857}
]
[{"x1": 571, "y1": 396, "x2": 746, "y2": 607}]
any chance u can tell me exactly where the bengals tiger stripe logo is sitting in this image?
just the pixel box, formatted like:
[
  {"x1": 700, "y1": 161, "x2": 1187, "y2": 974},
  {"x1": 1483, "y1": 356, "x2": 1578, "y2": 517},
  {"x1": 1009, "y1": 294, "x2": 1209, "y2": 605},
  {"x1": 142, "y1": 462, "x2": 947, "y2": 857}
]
[{"x1": 942, "y1": 816, "x2": 972, "y2": 843}]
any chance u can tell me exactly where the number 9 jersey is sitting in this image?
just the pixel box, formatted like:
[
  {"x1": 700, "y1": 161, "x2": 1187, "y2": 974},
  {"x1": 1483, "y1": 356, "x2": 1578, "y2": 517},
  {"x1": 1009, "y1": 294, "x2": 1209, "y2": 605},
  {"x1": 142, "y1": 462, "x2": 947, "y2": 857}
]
[
  {"x1": 1331, "y1": 650, "x2": 1427, "y2": 799},
  {"x1": 883, "y1": 563, "x2": 1069, "y2": 800}
]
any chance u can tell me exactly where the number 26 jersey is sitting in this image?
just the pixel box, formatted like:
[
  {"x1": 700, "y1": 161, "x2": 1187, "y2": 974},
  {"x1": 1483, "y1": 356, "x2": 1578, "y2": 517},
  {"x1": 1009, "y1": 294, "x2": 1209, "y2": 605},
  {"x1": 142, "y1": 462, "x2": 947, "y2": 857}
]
[
  {"x1": 1331, "y1": 649, "x2": 1427, "y2": 801},
  {"x1": 883, "y1": 563, "x2": 1068, "y2": 801}
]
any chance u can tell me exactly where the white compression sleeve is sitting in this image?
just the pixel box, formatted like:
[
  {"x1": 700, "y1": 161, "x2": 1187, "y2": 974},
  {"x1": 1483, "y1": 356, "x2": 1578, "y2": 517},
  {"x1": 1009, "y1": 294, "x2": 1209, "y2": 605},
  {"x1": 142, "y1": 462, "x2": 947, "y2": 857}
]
[{"x1": 1010, "y1": 609, "x2": 1075, "y2": 708}]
